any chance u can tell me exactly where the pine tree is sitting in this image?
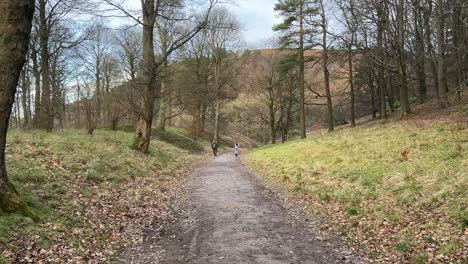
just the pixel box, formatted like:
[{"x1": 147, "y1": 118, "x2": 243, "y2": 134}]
[{"x1": 273, "y1": 0, "x2": 318, "y2": 139}]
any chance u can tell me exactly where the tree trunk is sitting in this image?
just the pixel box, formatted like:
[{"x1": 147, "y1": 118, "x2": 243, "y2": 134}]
[
  {"x1": 424, "y1": 0, "x2": 439, "y2": 98},
  {"x1": 200, "y1": 103, "x2": 206, "y2": 134},
  {"x1": 157, "y1": 81, "x2": 166, "y2": 131},
  {"x1": 321, "y1": 2, "x2": 334, "y2": 132},
  {"x1": 377, "y1": 3, "x2": 387, "y2": 119},
  {"x1": 413, "y1": 0, "x2": 428, "y2": 103},
  {"x1": 51, "y1": 55, "x2": 61, "y2": 130},
  {"x1": 95, "y1": 65, "x2": 101, "y2": 126},
  {"x1": 14, "y1": 98, "x2": 21, "y2": 128},
  {"x1": 157, "y1": 101, "x2": 166, "y2": 131},
  {"x1": 111, "y1": 119, "x2": 118, "y2": 131},
  {"x1": 85, "y1": 99, "x2": 96, "y2": 135},
  {"x1": 347, "y1": 0, "x2": 356, "y2": 127},
  {"x1": 397, "y1": 0, "x2": 411, "y2": 115},
  {"x1": 38, "y1": 0, "x2": 53, "y2": 131},
  {"x1": 269, "y1": 102, "x2": 276, "y2": 144},
  {"x1": 348, "y1": 50, "x2": 355, "y2": 127},
  {"x1": 298, "y1": 3, "x2": 306, "y2": 139},
  {"x1": 26, "y1": 73, "x2": 33, "y2": 127},
  {"x1": 0, "y1": 0, "x2": 36, "y2": 216},
  {"x1": 387, "y1": 71, "x2": 395, "y2": 112},
  {"x1": 436, "y1": 0, "x2": 449, "y2": 108},
  {"x1": 20, "y1": 68, "x2": 31, "y2": 129},
  {"x1": 134, "y1": 0, "x2": 158, "y2": 153},
  {"x1": 213, "y1": 99, "x2": 220, "y2": 143},
  {"x1": 167, "y1": 89, "x2": 173, "y2": 127},
  {"x1": 191, "y1": 104, "x2": 200, "y2": 137},
  {"x1": 451, "y1": 0, "x2": 463, "y2": 98},
  {"x1": 283, "y1": 74, "x2": 294, "y2": 142},
  {"x1": 31, "y1": 45, "x2": 41, "y2": 125},
  {"x1": 76, "y1": 80, "x2": 81, "y2": 128}
]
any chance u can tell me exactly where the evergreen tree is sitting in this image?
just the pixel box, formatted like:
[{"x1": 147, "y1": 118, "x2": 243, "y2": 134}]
[{"x1": 273, "y1": 0, "x2": 318, "y2": 139}]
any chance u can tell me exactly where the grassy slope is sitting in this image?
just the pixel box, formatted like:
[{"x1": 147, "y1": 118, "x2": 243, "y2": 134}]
[
  {"x1": 245, "y1": 107, "x2": 467, "y2": 263},
  {"x1": 0, "y1": 128, "x2": 206, "y2": 263}
]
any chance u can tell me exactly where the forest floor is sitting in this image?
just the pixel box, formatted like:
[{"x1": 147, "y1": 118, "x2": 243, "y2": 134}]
[
  {"x1": 118, "y1": 153, "x2": 364, "y2": 264},
  {"x1": 0, "y1": 128, "x2": 208, "y2": 263},
  {"x1": 245, "y1": 98, "x2": 468, "y2": 263}
]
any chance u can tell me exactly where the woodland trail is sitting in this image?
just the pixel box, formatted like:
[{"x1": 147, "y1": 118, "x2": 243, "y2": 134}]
[{"x1": 119, "y1": 154, "x2": 363, "y2": 264}]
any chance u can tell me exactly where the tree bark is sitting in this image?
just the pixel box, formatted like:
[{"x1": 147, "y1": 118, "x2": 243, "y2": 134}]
[
  {"x1": 424, "y1": 0, "x2": 439, "y2": 98},
  {"x1": 397, "y1": 0, "x2": 411, "y2": 115},
  {"x1": 413, "y1": 0, "x2": 428, "y2": 103},
  {"x1": 31, "y1": 44, "x2": 41, "y2": 124},
  {"x1": 348, "y1": 43, "x2": 356, "y2": 127},
  {"x1": 167, "y1": 89, "x2": 173, "y2": 127},
  {"x1": 320, "y1": 0, "x2": 334, "y2": 132},
  {"x1": 0, "y1": 0, "x2": 35, "y2": 216},
  {"x1": 38, "y1": 0, "x2": 53, "y2": 131},
  {"x1": 436, "y1": 0, "x2": 449, "y2": 108},
  {"x1": 377, "y1": 5, "x2": 387, "y2": 119},
  {"x1": 20, "y1": 67, "x2": 31, "y2": 129},
  {"x1": 200, "y1": 103, "x2": 206, "y2": 134},
  {"x1": 269, "y1": 101, "x2": 276, "y2": 144},
  {"x1": 213, "y1": 99, "x2": 220, "y2": 143},
  {"x1": 157, "y1": 79, "x2": 166, "y2": 131},
  {"x1": 451, "y1": 0, "x2": 463, "y2": 98},
  {"x1": 95, "y1": 64, "x2": 101, "y2": 127},
  {"x1": 76, "y1": 80, "x2": 81, "y2": 128},
  {"x1": 298, "y1": 3, "x2": 306, "y2": 139},
  {"x1": 346, "y1": 0, "x2": 356, "y2": 127},
  {"x1": 134, "y1": 0, "x2": 158, "y2": 153}
]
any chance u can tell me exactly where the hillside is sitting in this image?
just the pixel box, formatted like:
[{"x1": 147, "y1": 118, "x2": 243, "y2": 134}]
[
  {"x1": 0, "y1": 128, "x2": 207, "y2": 263},
  {"x1": 244, "y1": 102, "x2": 468, "y2": 263}
]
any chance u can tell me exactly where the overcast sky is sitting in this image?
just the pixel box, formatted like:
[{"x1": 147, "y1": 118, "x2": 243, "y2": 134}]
[
  {"x1": 110, "y1": 0, "x2": 281, "y2": 49},
  {"x1": 229, "y1": 0, "x2": 281, "y2": 48}
]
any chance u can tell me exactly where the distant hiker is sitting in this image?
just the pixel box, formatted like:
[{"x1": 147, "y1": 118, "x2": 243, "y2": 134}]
[
  {"x1": 211, "y1": 141, "x2": 219, "y2": 156},
  {"x1": 234, "y1": 142, "x2": 239, "y2": 156}
]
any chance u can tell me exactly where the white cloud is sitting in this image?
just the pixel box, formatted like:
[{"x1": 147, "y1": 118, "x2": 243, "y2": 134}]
[{"x1": 228, "y1": 0, "x2": 281, "y2": 48}]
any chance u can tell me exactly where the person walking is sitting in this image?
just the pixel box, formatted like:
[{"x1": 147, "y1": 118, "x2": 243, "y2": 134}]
[
  {"x1": 234, "y1": 142, "x2": 239, "y2": 157},
  {"x1": 211, "y1": 141, "x2": 219, "y2": 156}
]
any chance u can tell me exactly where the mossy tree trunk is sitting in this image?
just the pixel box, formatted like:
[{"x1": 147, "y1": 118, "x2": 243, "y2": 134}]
[
  {"x1": 0, "y1": 0, "x2": 35, "y2": 214},
  {"x1": 134, "y1": 0, "x2": 158, "y2": 153}
]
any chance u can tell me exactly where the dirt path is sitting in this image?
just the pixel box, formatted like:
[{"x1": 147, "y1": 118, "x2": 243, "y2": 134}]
[{"x1": 119, "y1": 154, "x2": 363, "y2": 264}]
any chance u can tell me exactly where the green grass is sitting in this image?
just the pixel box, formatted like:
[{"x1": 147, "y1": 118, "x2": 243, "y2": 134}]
[
  {"x1": 394, "y1": 237, "x2": 417, "y2": 255},
  {"x1": 153, "y1": 128, "x2": 205, "y2": 153},
  {"x1": 117, "y1": 126, "x2": 205, "y2": 154},
  {"x1": 1, "y1": 128, "x2": 208, "y2": 262},
  {"x1": 246, "y1": 121, "x2": 467, "y2": 260}
]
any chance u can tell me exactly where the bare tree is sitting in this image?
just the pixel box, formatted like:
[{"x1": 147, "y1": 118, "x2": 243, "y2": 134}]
[
  {"x1": 103, "y1": 0, "x2": 218, "y2": 152},
  {"x1": 78, "y1": 23, "x2": 113, "y2": 133},
  {"x1": 247, "y1": 50, "x2": 283, "y2": 144},
  {"x1": 336, "y1": 0, "x2": 359, "y2": 127},
  {"x1": 317, "y1": 0, "x2": 335, "y2": 131},
  {"x1": 208, "y1": 7, "x2": 241, "y2": 143},
  {"x1": 33, "y1": 0, "x2": 90, "y2": 131}
]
